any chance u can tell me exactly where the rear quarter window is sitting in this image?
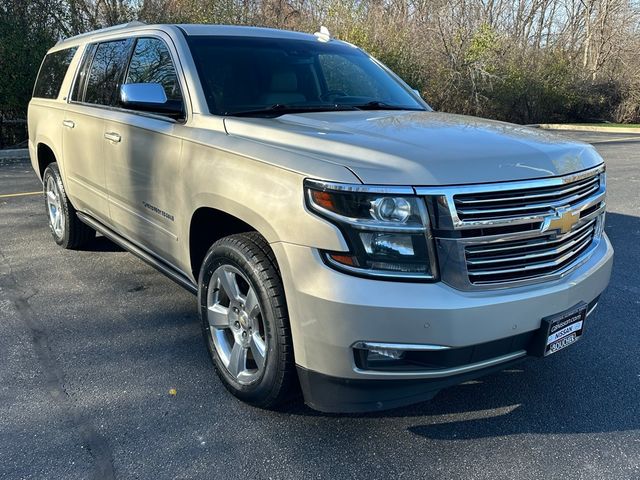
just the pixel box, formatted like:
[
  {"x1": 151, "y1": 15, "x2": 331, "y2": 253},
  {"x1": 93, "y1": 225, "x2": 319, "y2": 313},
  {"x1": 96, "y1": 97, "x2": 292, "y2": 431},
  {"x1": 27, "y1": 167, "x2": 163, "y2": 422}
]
[{"x1": 33, "y1": 47, "x2": 78, "y2": 99}]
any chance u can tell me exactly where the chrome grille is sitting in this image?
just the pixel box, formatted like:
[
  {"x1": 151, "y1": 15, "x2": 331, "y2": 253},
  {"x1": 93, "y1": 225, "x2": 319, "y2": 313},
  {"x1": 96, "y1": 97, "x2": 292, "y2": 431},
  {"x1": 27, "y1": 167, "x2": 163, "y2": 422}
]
[
  {"x1": 454, "y1": 174, "x2": 600, "y2": 222},
  {"x1": 465, "y1": 218, "x2": 597, "y2": 284},
  {"x1": 415, "y1": 165, "x2": 607, "y2": 290}
]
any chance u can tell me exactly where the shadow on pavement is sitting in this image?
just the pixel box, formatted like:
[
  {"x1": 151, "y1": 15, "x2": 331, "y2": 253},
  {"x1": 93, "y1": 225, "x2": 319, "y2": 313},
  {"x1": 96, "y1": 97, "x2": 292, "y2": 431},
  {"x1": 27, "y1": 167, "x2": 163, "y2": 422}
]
[{"x1": 82, "y1": 234, "x2": 125, "y2": 253}]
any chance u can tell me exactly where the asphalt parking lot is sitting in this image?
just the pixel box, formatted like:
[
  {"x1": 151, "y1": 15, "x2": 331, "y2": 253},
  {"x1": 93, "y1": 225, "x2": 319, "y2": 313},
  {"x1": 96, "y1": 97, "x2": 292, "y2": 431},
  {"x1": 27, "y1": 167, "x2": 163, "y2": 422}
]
[{"x1": 1, "y1": 130, "x2": 639, "y2": 480}]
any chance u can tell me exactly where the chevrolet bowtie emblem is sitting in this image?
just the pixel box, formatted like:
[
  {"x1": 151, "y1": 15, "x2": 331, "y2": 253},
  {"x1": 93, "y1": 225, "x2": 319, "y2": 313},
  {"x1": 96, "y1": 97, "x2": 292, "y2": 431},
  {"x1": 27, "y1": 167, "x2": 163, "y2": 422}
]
[{"x1": 542, "y1": 207, "x2": 580, "y2": 234}]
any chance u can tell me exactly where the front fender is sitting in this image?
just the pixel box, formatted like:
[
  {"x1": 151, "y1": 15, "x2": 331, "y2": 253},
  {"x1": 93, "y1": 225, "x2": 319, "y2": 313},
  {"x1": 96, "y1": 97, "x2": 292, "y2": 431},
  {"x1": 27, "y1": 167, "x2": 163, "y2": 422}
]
[{"x1": 182, "y1": 142, "x2": 352, "y2": 253}]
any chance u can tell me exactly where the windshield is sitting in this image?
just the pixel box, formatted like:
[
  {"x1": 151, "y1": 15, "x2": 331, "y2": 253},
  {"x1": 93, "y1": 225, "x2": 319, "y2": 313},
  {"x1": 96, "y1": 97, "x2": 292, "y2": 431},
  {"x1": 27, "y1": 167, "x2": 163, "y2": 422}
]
[{"x1": 186, "y1": 35, "x2": 427, "y2": 116}]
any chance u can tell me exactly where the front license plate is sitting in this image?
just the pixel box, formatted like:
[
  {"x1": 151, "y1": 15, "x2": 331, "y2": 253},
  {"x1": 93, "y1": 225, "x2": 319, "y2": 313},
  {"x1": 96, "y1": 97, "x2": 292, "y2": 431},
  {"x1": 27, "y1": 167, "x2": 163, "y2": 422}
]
[{"x1": 539, "y1": 303, "x2": 587, "y2": 357}]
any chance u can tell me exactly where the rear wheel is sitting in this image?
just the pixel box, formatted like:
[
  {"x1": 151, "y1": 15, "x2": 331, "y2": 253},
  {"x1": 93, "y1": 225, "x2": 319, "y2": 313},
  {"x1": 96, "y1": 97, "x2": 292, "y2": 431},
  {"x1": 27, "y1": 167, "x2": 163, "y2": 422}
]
[
  {"x1": 198, "y1": 232, "x2": 295, "y2": 408},
  {"x1": 43, "y1": 163, "x2": 95, "y2": 249}
]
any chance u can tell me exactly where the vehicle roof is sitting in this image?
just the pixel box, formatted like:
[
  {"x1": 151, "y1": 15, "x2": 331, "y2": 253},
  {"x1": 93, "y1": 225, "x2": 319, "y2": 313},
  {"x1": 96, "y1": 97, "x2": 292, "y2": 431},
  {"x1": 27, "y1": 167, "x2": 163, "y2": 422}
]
[
  {"x1": 179, "y1": 24, "x2": 322, "y2": 41},
  {"x1": 53, "y1": 23, "x2": 326, "y2": 51}
]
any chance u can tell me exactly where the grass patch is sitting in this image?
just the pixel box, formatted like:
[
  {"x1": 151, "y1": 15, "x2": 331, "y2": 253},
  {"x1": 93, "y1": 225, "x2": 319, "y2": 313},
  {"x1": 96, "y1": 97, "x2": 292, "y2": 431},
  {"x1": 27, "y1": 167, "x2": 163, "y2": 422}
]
[{"x1": 570, "y1": 123, "x2": 640, "y2": 128}]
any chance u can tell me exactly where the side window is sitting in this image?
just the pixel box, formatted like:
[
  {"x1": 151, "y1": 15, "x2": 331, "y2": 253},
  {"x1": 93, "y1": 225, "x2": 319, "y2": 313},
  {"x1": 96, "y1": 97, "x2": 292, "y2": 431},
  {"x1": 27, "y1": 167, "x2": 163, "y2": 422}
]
[
  {"x1": 33, "y1": 47, "x2": 78, "y2": 99},
  {"x1": 84, "y1": 39, "x2": 133, "y2": 106},
  {"x1": 71, "y1": 44, "x2": 97, "y2": 102},
  {"x1": 125, "y1": 38, "x2": 183, "y2": 102}
]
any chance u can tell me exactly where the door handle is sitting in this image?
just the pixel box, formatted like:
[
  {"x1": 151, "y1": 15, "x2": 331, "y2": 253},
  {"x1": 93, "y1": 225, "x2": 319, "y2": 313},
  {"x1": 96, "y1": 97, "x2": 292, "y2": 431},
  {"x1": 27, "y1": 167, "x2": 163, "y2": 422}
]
[
  {"x1": 104, "y1": 132, "x2": 121, "y2": 143},
  {"x1": 62, "y1": 120, "x2": 75, "y2": 129}
]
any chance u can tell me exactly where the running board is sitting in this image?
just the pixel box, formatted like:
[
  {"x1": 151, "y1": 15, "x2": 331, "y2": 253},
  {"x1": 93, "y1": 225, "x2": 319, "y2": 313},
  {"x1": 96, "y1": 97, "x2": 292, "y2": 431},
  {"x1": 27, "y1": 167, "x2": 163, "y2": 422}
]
[{"x1": 77, "y1": 212, "x2": 198, "y2": 295}]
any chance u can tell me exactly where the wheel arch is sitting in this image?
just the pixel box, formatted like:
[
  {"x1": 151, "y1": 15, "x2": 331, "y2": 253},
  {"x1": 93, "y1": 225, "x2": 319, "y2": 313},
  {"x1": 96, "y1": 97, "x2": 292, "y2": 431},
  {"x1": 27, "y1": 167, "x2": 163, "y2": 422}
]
[
  {"x1": 36, "y1": 142, "x2": 58, "y2": 180},
  {"x1": 189, "y1": 206, "x2": 265, "y2": 281}
]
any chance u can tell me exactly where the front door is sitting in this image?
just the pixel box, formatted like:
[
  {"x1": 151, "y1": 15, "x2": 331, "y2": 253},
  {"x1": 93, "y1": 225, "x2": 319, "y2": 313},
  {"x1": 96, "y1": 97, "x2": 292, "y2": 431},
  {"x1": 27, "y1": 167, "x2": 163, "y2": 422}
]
[{"x1": 102, "y1": 35, "x2": 187, "y2": 267}]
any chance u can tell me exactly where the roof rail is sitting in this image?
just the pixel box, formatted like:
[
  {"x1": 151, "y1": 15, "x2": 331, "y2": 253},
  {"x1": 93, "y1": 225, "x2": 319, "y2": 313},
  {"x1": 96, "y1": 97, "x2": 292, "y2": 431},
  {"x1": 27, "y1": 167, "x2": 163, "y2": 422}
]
[{"x1": 57, "y1": 21, "x2": 146, "y2": 45}]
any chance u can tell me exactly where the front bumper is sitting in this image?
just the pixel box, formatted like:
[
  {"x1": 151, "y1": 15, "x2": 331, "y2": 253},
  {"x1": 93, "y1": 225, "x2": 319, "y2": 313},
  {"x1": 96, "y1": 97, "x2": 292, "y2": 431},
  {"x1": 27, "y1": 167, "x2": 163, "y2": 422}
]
[
  {"x1": 271, "y1": 234, "x2": 613, "y2": 412},
  {"x1": 297, "y1": 356, "x2": 528, "y2": 413}
]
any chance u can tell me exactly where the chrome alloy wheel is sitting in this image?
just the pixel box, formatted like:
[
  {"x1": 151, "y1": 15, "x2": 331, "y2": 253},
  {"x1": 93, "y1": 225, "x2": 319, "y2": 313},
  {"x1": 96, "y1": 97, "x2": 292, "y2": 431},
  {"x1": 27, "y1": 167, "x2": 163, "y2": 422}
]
[
  {"x1": 45, "y1": 176, "x2": 65, "y2": 237},
  {"x1": 206, "y1": 265, "x2": 267, "y2": 385}
]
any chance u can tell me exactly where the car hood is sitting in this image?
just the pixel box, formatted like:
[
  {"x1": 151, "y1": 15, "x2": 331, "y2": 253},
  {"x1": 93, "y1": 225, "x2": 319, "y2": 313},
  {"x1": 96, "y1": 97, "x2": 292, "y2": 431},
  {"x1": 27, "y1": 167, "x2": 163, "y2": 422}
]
[{"x1": 223, "y1": 111, "x2": 603, "y2": 185}]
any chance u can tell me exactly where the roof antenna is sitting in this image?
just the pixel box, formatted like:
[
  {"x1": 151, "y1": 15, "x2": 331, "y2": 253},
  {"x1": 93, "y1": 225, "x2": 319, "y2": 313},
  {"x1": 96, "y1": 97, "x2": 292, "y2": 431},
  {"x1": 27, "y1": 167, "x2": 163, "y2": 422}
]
[{"x1": 314, "y1": 26, "x2": 331, "y2": 42}]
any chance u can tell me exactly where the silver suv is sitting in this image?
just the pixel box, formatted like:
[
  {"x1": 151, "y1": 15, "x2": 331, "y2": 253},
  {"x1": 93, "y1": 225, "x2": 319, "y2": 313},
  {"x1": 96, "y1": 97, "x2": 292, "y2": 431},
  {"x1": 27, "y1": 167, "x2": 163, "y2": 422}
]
[{"x1": 28, "y1": 23, "x2": 613, "y2": 412}]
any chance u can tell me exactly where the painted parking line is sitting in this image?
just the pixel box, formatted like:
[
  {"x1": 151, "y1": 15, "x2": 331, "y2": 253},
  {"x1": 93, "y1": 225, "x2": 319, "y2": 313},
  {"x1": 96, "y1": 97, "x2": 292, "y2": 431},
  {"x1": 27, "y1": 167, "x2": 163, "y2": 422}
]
[
  {"x1": 590, "y1": 136, "x2": 640, "y2": 144},
  {"x1": 0, "y1": 191, "x2": 41, "y2": 199}
]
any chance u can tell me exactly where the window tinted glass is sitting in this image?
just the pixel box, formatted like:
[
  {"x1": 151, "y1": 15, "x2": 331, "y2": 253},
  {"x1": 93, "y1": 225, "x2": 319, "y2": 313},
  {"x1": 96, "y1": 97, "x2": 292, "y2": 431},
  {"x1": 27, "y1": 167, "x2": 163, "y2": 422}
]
[
  {"x1": 33, "y1": 47, "x2": 78, "y2": 99},
  {"x1": 186, "y1": 36, "x2": 424, "y2": 115},
  {"x1": 125, "y1": 38, "x2": 182, "y2": 102},
  {"x1": 71, "y1": 44, "x2": 97, "y2": 102},
  {"x1": 318, "y1": 54, "x2": 382, "y2": 98},
  {"x1": 85, "y1": 39, "x2": 133, "y2": 106}
]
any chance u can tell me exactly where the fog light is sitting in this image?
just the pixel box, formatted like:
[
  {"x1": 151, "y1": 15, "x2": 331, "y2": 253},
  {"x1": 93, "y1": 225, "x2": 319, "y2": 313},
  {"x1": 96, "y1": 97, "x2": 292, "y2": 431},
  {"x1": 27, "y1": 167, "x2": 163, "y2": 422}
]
[
  {"x1": 353, "y1": 342, "x2": 411, "y2": 370},
  {"x1": 369, "y1": 347, "x2": 404, "y2": 360}
]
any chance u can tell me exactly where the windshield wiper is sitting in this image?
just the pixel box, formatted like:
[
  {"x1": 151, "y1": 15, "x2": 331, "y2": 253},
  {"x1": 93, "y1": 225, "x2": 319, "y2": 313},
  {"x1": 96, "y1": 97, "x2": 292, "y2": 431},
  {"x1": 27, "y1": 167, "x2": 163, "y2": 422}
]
[
  {"x1": 351, "y1": 101, "x2": 425, "y2": 111},
  {"x1": 227, "y1": 104, "x2": 358, "y2": 117}
]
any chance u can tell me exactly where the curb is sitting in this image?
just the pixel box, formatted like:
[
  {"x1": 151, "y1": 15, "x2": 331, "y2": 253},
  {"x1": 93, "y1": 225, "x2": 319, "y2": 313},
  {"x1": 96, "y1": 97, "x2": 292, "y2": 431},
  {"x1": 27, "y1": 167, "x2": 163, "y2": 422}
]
[
  {"x1": 0, "y1": 149, "x2": 29, "y2": 162},
  {"x1": 537, "y1": 124, "x2": 640, "y2": 134}
]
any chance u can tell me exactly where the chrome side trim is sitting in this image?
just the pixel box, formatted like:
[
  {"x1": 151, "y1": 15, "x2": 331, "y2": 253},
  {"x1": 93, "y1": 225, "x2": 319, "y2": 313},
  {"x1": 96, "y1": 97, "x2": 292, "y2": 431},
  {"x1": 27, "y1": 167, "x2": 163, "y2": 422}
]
[
  {"x1": 352, "y1": 341, "x2": 451, "y2": 352},
  {"x1": 353, "y1": 350, "x2": 527, "y2": 378}
]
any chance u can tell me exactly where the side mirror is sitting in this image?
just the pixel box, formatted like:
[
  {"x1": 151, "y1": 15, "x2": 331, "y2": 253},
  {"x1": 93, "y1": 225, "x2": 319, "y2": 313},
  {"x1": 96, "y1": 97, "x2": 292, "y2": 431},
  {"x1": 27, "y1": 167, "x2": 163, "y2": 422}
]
[
  {"x1": 120, "y1": 83, "x2": 183, "y2": 118},
  {"x1": 412, "y1": 89, "x2": 422, "y2": 98}
]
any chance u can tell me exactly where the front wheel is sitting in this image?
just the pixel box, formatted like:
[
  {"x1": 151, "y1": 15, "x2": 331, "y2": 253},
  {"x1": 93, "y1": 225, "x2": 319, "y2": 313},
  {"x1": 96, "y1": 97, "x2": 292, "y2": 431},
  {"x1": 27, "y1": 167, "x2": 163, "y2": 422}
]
[{"x1": 198, "y1": 232, "x2": 295, "y2": 408}]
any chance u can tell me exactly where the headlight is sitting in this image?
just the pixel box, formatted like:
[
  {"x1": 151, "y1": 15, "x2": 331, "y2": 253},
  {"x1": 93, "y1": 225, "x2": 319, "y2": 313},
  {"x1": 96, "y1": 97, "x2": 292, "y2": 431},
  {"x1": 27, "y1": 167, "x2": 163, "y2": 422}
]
[{"x1": 304, "y1": 179, "x2": 439, "y2": 280}]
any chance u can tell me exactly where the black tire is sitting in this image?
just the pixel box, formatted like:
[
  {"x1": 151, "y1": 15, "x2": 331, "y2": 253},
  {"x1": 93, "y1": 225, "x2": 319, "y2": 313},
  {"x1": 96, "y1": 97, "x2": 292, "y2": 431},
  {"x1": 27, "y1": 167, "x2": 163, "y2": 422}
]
[
  {"x1": 198, "y1": 232, "x2": 295, "y2": 408},
  {"x1": 42, "y1": 163, "x2": 95, "y2": 249}
]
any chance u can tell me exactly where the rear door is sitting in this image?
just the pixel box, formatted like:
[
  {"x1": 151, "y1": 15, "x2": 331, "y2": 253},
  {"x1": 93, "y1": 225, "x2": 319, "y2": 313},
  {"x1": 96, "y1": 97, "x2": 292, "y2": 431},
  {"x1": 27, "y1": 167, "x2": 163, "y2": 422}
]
[
  {"x1": 101, "y1": 34, "x2": 187, "y2": 266},
  {"x1": 63, "y1": 39, "x2": 133, "y2": 223}
]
